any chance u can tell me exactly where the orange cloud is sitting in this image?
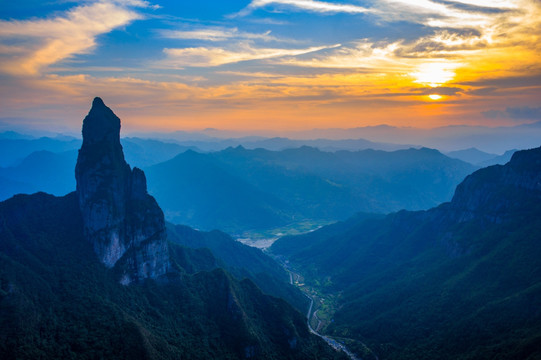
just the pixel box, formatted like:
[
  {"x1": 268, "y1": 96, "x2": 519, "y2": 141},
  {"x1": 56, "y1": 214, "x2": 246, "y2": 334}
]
[{"x1": 0, "y1": 1, "x2": 144, "y2": 75}]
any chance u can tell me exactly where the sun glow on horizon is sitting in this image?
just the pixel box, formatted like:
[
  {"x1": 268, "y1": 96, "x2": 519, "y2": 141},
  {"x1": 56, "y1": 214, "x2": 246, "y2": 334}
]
[
  {"x1": 0, "y1": 0, "x2": 540, "y2": 131},
  {"x1": 411, "y1": 62, "x2": 458, "y2": 88}
]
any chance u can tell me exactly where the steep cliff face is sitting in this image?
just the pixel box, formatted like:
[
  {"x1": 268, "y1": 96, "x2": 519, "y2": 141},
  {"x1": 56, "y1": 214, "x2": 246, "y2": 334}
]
[
  {"x1": 75, "y1": 97, "x2": 169, "y2": 284},
  {"x1": 447, "y1": 146, "x2": 541, "y2": 223}
]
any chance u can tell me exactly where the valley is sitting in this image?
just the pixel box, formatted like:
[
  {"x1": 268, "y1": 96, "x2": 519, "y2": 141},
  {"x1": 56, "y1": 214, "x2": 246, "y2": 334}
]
[
  {"x1": 235, "y1": 219, "x2": 333, "y2": 249},
  {"x1": 288, "y1": 267, "x2": 363, "y2": 360},
  {"x1": 270, "y1": 146, "x2": 541, "y2": 359}
]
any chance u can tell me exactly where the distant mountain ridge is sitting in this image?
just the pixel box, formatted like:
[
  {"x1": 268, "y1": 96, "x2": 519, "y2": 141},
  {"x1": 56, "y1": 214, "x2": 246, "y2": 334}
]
[
  {"x1": 270, "y1": 146, "x2": 541, "y2": 359},
  {"x1": 130, "y1": 121, "x2": 541, "y2": 153},
  {"x1": 0, "y1": 150, "x2": 77, "y2": 201},
  {"x1": 0, "y1": 138, "x2": 196, "y2": 201},
  {"x1": 146, "y1": 145, "x2": 477, "y2": 232},
  {"x1": 446, "y1": 147, "x2": 517, "y2": 166},
  {"x1": 286, "y1": 122, "x2": 541, "y2": 153},
  {"x1": 445, "y1": 147, "x2": 497, "y2": 164},
  {"x1": 0, "y1": 133, "x2": 489, "y2": 236}
]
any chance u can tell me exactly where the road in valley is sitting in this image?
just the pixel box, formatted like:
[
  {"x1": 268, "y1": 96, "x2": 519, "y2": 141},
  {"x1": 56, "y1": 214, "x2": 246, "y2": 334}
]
[{"x1": 288, "y1": 269, "x2": 361, "y2": 360}]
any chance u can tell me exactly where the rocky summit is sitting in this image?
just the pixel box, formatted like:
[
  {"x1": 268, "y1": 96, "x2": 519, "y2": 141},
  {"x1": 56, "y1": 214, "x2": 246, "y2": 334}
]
[{"x1": 75, "y1": 97, "x2": 169, "y2": 284}]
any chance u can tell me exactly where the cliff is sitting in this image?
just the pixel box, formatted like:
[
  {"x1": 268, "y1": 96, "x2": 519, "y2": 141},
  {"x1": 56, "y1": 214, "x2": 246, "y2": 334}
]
[
  {"x1": 75, "y1": 97, "x2": 169, "y2": 284},
  {"x1": 270, "y1": 146, "x2": 541, "y2": 360},
  {"x1": 447, "y1": 146, "x2": 541, "y2": 224}
]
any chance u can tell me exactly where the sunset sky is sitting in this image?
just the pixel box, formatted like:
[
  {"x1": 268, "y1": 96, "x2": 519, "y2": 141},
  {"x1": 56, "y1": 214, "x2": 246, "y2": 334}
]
[{"x1": 1, "y1": 0, "x2": 540, "y2": 134}]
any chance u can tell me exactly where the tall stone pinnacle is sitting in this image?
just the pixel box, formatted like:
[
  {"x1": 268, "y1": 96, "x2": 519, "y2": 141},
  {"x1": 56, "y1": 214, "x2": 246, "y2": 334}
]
[{"x1": 75, "y1": 97, "x2": 169, "y2": 284}]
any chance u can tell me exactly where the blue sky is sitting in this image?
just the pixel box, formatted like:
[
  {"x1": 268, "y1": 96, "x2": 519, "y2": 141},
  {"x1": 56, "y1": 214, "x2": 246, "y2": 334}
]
[{"x1": 0, "y1": 0, "x2": 540, "y2": 133}]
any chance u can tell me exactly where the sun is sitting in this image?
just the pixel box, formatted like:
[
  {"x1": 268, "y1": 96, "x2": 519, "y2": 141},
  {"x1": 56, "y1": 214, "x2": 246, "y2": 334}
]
[
  {"x1": 411, "y1": 62, "x2": 458, "y2": 87},
  {"x1": 428, "y1": 94, "x2": 442, "y2": 100}
]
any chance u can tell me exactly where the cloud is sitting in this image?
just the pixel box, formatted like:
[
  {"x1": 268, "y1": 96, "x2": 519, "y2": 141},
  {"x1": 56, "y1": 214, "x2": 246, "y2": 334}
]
[
  {"x1": 506, "y1": 106, "x2": 541, "y2": 119},
  {"x1": 482, "y1": 109, "x2": 507, "y2": 119},
  {"x1": 430, "y1": 0, "x2": 510, "y2": 14},
  {"x1": 1, "y1": 0, "x2": 540, "y2": 131},
  {"x1": 483, "y1": 106, "x2": 541, "y2": 120},
  {"x1": 0, "y1": 1, "x2": 151, "y2": 75},
  {"x1": 462, "y1": 74, "x2": 541, "y2": 89},
  {"x1": 160, "y1": 43, "x2": 338, "y2": 67},
  {"x1": 112, "y1": 0, "x2": 161, "y2": 9},
  {"x1": 392, "y1": 29, "x2": 487, "y2": 59},
  {"x1": 160, "y1": 27, "x2": 278, "y2": 42},
  {"x1": 276, "y1": 41, "x2": 404, "y2": 69},
  {"x1": 234, "y1": 0, "x2": 373, "y2": 17}
]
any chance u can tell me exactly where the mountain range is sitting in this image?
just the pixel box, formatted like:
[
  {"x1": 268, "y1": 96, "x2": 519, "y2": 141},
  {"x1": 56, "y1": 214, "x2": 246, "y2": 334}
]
[
  {"x1": 130, "y1": 121, "x2": 541, "y2": 154},
  {"x1": 270, "y1": 146, "x2": 541, "y2": 359},
  {"x1": 446, "y1": 147, "x2": 516, "y2": 166},
  {"x1": 0, "y1": 98, "x2": 344, "y2": 359},
  {"x1": 146, "y1": 146, "x2": 476, "y2": 233},
  {"x1": 2, "y1": 97, "x2": 540, "y2": 359},
  {"x1": 0, "y1": 135, "x2": 478, "y2": 234}
]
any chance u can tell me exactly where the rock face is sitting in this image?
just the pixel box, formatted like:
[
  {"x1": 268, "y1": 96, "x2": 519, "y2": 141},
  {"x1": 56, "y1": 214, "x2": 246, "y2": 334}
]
[
  {"x1": 75, "y1": 97, "x2": 169, "y2": 284},
  {"x1": 447, "y1": 146, "x2": 541, "y2": 224}
]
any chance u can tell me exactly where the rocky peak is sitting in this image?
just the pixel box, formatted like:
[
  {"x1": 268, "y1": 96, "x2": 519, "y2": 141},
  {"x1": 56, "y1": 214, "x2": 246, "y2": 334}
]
[
  {"x1": 448, "y1": 146, "x2": 541, "y2": 223},
  {"x1": 82, "y1": 97, "x2": 121, "y2": 146},
  {"x1": 75, "y1": 97, "x2": 169, "y2": 284}
]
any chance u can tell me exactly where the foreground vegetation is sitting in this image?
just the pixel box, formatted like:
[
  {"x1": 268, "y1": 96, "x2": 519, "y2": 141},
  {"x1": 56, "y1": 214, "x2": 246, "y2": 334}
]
[{"x1": 0, "y1": 192, "x2": 345, "y2": 359}]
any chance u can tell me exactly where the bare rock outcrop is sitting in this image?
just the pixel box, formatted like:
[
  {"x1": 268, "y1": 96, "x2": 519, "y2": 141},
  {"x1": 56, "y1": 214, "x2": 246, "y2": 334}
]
[{"x1": 75, "y1": 97, "x2": 169, "y2": 284}]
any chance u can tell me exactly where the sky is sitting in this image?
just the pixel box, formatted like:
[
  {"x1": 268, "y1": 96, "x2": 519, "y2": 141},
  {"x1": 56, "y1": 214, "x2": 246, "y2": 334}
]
[{"x1": 0, "y1": 0, "x2": 540, "y2": 134}]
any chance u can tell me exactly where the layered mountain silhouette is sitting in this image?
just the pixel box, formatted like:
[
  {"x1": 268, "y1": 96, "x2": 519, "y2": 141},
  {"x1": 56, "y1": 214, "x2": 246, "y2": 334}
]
[
  {"x1": 146, "y1": 145, "x2": 476, "y2": 232},
  {"x1": 0, "y1": 98, "x2": 344, "y2": 359},
  {"x1": 0, "y1": 137, "x2": 191, "y2": 201},
  {"x1": 271, "y1": 146, "x2": 541, "y2": 359},
  {"x1": 0, "y1": 129, "x2": 477, "y2": 233},
  {"x1": 446, "y1": 147, "x2": 516, "y2": 166}
]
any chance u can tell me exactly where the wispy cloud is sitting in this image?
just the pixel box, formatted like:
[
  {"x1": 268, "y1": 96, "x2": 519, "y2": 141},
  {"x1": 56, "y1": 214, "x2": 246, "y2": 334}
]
[
  {"x1": 234, "y1": 0, "x2": 373, "y2": 17},
  {"x1": 160, "y1": 42, "x2": 339, "y2": 67},
  {"x1": 0, "y1": 0, "x2": 153, "y2": 75},
  {"x1": 160, "y1": 27, "x2": 278, "y2": 42}
]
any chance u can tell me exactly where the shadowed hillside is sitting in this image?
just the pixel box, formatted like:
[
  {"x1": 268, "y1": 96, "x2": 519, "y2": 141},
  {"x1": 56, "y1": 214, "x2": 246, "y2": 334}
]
[{"x1": 271, "y1": 146, "x2": 541, "y2": 360}]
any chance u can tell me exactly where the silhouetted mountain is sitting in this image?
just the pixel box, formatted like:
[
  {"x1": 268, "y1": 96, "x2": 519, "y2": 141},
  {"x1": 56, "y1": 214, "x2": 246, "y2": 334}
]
[
  {"x1": 445, "y1": 147, "x2": 498, "y2": 164},
  {"x1": 0, "y1": 136, "x2": 81, "y2": 167},
  {"x1": 477, "y1": 149, "x2": 517, "y2": 167},
  {"x1": 122, "y1": 137, "x2": 197, "y2": 167},
  {"x1": 125, "y1": 131, "x2": 410, "y2": 152},
  {"x1": 270, "y1": 146, "x2": 541, "y2": 360},
  {"x1": 289, "y1": 123, "x2": 541, "y2": 154},
  {"x1": 146, "y1": 146, "x2": 476, "y2": 232},
  {"x1": 0, "y1": 150, "x2": 77, "y2": 201},
  {"x1": 446, "y1": 147, "x2": 517, "y2": 167},
  {"x1": 0, "y1": 131, "x2": 34, "y2": 140},
  {"x1": 235, "y1": 137, "x2": 411, "y2": 152},
  {"x1": 146, "y1": 150, "x2": 291, "y2": 232},
  {"x1": 0, "y1": 98, "x2": 343, "y2": 359},
  {"x1": 0, "y1": 138, "x2": 194, "y2": 202},
  {"x1": 0, "y1": 131, "x2": 476, "y2": 235}
]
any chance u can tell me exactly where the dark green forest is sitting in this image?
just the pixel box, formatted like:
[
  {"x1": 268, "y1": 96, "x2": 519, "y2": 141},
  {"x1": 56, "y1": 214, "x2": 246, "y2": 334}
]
[
  {"x1": 0, "y1": 192, "x2": 344, "y2": 360},
  {"x1": 271, "y1": 147, "x2": 541, "y2": 360}
]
